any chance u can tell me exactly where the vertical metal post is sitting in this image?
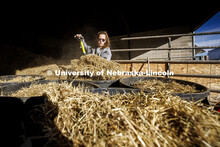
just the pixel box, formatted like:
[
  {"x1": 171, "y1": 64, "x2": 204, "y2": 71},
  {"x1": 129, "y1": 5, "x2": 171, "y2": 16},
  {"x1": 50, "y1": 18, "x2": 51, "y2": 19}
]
[
  {"x1": 165, "y1": 63, "x2": 170, "y2": 78},
  {"x1": 147, "y1": 57, "x2": 150, "y2": 77},
  {"x1": 192, "y1": 31, "x2": 195, "y2": 60},
  {"x1": 168, "y1": 37, "x2": 171, "y2": 60},
  {"x1": 166, "y1": 37, "x2": 171, "y2": 78}
]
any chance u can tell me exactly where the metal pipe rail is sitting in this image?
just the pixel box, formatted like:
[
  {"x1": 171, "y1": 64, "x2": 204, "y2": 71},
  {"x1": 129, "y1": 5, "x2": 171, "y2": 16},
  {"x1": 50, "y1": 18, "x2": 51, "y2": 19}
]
[
  {"x1": 135, "y1": 56, "x2": 208, "y2": 60},
  {"x1": 111, "y1": 46, "x2": 220, "y2": 52},
  {"x1": 114, "y1": 60, "x2": 220, "y2": 64},
  {"x1": 117, "y1": 31, "x2": 220, "y2": 41}
]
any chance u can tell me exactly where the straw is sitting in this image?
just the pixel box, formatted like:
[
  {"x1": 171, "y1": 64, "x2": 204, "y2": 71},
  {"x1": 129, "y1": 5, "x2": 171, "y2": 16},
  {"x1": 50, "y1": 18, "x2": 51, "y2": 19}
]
[
  {"x1": 0, "y1": 76, "x2": 42, "y2": 83},
  {"x1": 70, "y1": 54, "x2": 122, "y2": 80},
  {"x1": 18, "y1": 82, "x2": 220, "y2": 146},
  {"x1": 134, "y1": 79, "x2": 199, "y2": 93}
]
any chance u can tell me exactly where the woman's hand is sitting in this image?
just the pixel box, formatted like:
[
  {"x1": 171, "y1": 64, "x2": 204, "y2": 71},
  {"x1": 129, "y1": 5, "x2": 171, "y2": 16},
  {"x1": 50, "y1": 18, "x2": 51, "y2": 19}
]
[{"x1": 74, "y1": 34, "x2": 83, "y2": 39}]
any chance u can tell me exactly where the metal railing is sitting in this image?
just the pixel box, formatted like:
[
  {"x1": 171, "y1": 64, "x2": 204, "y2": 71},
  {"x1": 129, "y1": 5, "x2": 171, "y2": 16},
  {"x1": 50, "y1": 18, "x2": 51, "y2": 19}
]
[
  {"x1": 111, "y1": 31, "x2": 220, "y2": 93},
  {"x1": 117, "y1": 31, "x2": 220, "y2": 40},
  {"x1": 111, "y1": 31, "x2": 220, "y2": 60}
]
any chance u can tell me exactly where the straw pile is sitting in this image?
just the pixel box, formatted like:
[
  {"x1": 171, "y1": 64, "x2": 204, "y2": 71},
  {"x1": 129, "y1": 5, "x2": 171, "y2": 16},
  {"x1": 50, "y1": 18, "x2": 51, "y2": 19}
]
[
  {"x1": 9, "y1": 82, "x2": 59, "y2": 97},
  {"x1": 134, "y1": 79, "x2": 199, "y2": 93},
  {"x1": 19, "y1": 82, "x2": 220, "y2": 147},
  {"x1": 0, "y1": 76, "x2": 42, "y2": 83},
  {"x1": 9, "y1": 82, "x2": 90, "y2": 98},
  {"x1": 16, "y1": 54, "x2": 122, "y2": 81},
  {"x1": 16, "y1": 64, "x2": 61, "y2": 80},
  {"x1": 71, "y1": 54, "x2": 122, "y2": 80}
]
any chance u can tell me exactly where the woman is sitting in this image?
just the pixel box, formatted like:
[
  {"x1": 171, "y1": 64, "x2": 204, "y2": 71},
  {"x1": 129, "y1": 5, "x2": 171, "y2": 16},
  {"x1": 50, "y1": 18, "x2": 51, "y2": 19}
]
[{"x1": 74, "y1": 31, "x2": 112, "y2": 61}]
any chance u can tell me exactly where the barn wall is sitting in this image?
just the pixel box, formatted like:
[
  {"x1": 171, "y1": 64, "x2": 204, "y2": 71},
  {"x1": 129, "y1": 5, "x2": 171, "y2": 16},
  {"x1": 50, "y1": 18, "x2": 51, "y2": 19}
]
[{"x1": 110, "y1": 26, "x2": 192, "y2": 60}]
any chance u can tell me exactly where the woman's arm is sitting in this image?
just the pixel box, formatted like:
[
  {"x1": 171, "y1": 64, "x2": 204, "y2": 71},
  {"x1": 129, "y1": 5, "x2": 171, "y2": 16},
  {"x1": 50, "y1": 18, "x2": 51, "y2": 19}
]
[
  {"x1": 81, "y1": 38, "x2": 94, "y2": 54},
  {"x1": 74, "y1": 34, "x2": 94, "y2": 54}
]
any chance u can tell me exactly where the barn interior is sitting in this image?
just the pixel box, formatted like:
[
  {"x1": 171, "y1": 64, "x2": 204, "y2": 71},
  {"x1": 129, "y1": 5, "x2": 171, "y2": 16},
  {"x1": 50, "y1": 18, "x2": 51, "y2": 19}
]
[
  {"x1": 0, "y1": 4, "x2": 219, "y2": 74},
  {"x1": 0, "y1": 3, "x2": 220, "y2": 147}
]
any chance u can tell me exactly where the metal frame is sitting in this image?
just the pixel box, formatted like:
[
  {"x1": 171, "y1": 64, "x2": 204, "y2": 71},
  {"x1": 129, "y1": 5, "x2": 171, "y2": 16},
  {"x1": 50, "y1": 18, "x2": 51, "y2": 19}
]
[
  {"x1": 111, "y1": 46, "x2": 220, "y2": 52},
  {"x1": 111, "y1": 31, "x2": 220, "y2": 60},
  {"x1": 111, "y1": 31, "x2": 220, "y2": 93},
  {"x1": 113, "y1": 31, "x2": 220, "y2": 40},
  {"x1": 114, "y1": 60, "x2": 220, "y2": 64}
]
